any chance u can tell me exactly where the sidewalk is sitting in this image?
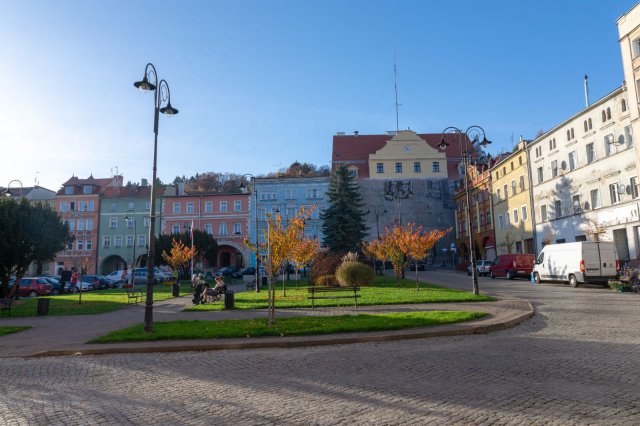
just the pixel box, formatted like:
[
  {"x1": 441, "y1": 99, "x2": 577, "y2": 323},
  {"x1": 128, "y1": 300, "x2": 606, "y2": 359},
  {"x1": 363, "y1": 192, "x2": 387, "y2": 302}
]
[{"x1": 0, "y1": 282, "x2": 534, "y2": 358}]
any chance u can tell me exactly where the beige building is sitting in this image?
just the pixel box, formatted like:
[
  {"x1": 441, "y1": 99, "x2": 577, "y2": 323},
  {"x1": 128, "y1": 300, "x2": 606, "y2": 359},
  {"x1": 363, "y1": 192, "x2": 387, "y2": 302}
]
[
  {"x1": 618, "y1": 4, "x2": 640, "y2": 175},
  {"x1": 491, "y1": 141, "x2": 535, "y2": 255}
]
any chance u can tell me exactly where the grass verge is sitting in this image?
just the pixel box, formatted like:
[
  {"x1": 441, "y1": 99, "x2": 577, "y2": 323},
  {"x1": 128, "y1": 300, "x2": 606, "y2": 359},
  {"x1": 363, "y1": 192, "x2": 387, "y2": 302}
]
[
  {"x1": 187, "y1": 276, "x2": 493, "y2": 311},
  {"x1": 1, "y1": 283, "x2": 192, "y2": 317},
  {"x1": 90, "y1": 311, "x2": 487, "y2": 343},
  {"x1": 0, "y1": 326, "x2": 31, "y2": 336}
]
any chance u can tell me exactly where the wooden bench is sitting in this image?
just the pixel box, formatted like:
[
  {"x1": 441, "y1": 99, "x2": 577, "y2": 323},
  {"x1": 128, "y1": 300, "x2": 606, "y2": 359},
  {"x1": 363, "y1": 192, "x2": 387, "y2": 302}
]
[
  {"x1": 0, "y1": 298, "x2": 13, "y2": 316},
  {"x1": 307, "y1": 286, "x2": 360, "y2": 308},
  {"x1": 125, "y1": 289, "x2": 142, "y2": 305}
]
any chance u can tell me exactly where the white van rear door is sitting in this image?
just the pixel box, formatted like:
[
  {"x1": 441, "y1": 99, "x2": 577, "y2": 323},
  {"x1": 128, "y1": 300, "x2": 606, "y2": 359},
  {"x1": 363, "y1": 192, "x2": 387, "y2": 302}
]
[
  {"x1": 582, "y1": 244, "x2": 602, "y2": 276},
  {"x1": 599, "y1": 243, "x2": 618, "y2": 276}
]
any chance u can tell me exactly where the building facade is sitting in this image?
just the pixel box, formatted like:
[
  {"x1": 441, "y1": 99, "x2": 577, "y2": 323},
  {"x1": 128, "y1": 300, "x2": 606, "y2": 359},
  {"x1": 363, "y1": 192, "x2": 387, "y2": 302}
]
[
  {"x1": 491, "y1": 141, "x2": 536, "y2": 255},
  {"x1": 618, "y1": 4, "x2": 640, "y2": 175},
  {"x1": 528, "y1": 87, "x2": 639, "y2": 261}
]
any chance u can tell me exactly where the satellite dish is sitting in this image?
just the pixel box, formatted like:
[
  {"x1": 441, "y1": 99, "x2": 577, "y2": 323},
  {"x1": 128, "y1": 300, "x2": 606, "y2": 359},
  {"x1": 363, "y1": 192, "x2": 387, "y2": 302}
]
[
  {"x1": 561, "y1": 161, "x2": 567, "y2": 171},
  {"x1": 626, "y1": 185, "x2": 632, "y2": 195},
  {"x1": 618, "y1": 183, "x2": 626, "y2": 195}
]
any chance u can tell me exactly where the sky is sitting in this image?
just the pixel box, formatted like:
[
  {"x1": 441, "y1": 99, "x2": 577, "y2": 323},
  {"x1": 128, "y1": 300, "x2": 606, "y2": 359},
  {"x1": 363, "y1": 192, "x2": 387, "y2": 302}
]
[{"x1": 0, "y1": 0, "x2": 637, "y2": 192}]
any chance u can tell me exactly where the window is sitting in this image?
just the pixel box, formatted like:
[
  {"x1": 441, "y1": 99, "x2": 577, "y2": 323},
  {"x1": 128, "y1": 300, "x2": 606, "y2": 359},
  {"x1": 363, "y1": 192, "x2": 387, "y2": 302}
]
[
  {"x1": 631, "y1": 177, "x2": 639, "y2": 199},
  {"x1": 480, "y1": 213, "x2": 485, "y2": 225},
  {"x1": 77, "y1": 240, "x2": 83, "y2": 251},
  {"x1": 137, "y1": 235, "x2": 145, "y2": 247},
  {"x1": 625, "y1": 125, "x2": 633, "y2": 147},
  {"x1": 83, "y1": 185, "x2": 92, "y2": 194},
  {"x1": 602, "y1": 110, "x2": 607, "y2": 123},
  {"x1": 609, "y1": 184, "x2": 619, "y2": 205},
  {"x1": 204, "y1": 223, "x2": 212, "y2": 234},
  {"x1": 219, "y1": 223, "x2": 228, "y2": 235},
  {"x1": 607, "y1": 108, "x2": 611, "y2": 120},
  {"x1": 504, "y1": 184, "x2": 508, "y2": 199},
  {"x1": 86, "y1": 219, "x2": 93, "y2": 230},
  {"x1": 622, "y1": 99, "x2": 627, "y2": 112},
  {"x1": 496, "y1": 188, "x2": 501, "y2": 201},
  {"x1": 144, "y1": 217, "x2": 150, "y2": 228},
  {"x1": 498, "y1": 215, "x2": 504, "y2": 229},
  {"x1": 572, "y1": 195, "x2": 581, "y2": 214},
  {"x1": 414, "y1": 162, "x2": 421, "y2": 173},
  {"x1": 186, "y1": 202, "x2": 194, "y2": 213},
  {"x1": 586, "y1": 143, "x2": 596, "y2": 164},
  {"x1": 285, "y1": 189, "x2": 297, "y2": 199},
  {"x1": 77, "y1": 220, "x2": 84, "y2": 231},
  {"x1": 348, "y1": 168, "x2": 358, "y2": 178},
  {"x1": 68, "y1": 220, "x2": 74, "y2": 231},
  {"x1": 114, "y1": 235, "x2": 123, "y2": 248},
  {"x1": 307, "y1": 188, "x2": 321, "y2": 199},
  {"x1": 110, "y1": 202, "x2": 118, "y2": 212},
  {"x1": 513, "y1": 209, "x2": 519, "y2": 224},
  {"x1": 103, "y1": 236, "x2": 111, "y2": 248},
  {"x1": 486, "y1": 213, "x2": 491, "y2": 225},
  {"x1": 173, "y1": 202, "x2": 180, "y2": 214},
  {"x1": 568, "y1": 151, "x2": 577, "y2": 171},
  {"x1": 59, "y1": 201, "x2": 67, "y2": 213},
  {"x1": 535, "y1": 146, "x2": 542, "y2": 158},
  {"x1": 584, "y1": 120, "x2": 588, "y2": 132},
  {"x1": 78, "y1": 201, "x2": 86, "y2": 211},
  {"x1": 376, "y1": 163, "x2": 384, "y2": 173},
  {"x1": 110, "y1": 217, "x2": 117, "y2": 228},
  {"x1": 551, "y1": 160, "x2": 558, "y2": 178},
  {"x1": 70, "y1": 201, "x2": 75, "y2": 211},
  {"x1": 511, "y1": 180, "x2": 516, "y2": 195},
  {"x1": 540, "y1": 205, "x2": 548, "y2": 222},
  {"x1": 258, "y1": 208, "x2": 266, "y2": 220},
  {"x1": 85, "y1": 240, "x2": 92, "y2": 250},
  {"x1": 505, "y1": 212, "x2": 511, "y2": 227},
  {"x1": 395, "y1": 162, "x2": 402, "y2": 173},
  {"x1": 205, "y1": 201, "x2": 213, "y2": 213},
  {"x1": 128, "y1": 202, "x2": 135, "y2": 211},
  {"x1": 503, "y1": 166, "x2": 506, "y2": 175},
  {"x1": 126, "y1": 235, "x2": 134, "y2": 247},
  {"x1": 220, "y1": 201, "x2": 228, "y2": 212},
  {"x1": 554, "y1": 200, "x2": 562, "y2": 218},
  {"x1": 590, "y1": 189, "x2": 601, "y2": 209},
  {"x1": 537, "y1": 167, "x2": 544, "y2": 184},
  {"x1": 549, "y1": 138, "x2": 556, "y2": 150},
  {"x1": 522, "y1": 205, "x2": 528, "y2": 221},
  {"x1": 234, "y1": 200, "x2": 242, "y2": 211},
  {"x1": 65, "y1": 186, "x2": 74, "y2": 195},
  {"x1": 519, "y1": 176, "x2": 525, "y2": 191},
  {"x1": 233, "y1": 223, "x2": 242, "y2": 235},
  {"x1": 432, "y1": 162, "x2": 440, "y2": 172},
  {"x1": 588, "y1": 118, "x2": 592, "y2": 130},
  {"x1": 604, "y1": 135, "x2": 616, "y2": 156},
  {"x1": 571, "y1": 128, "x2": 575, "y2": 139},
  {"x1": 146, "y1": 201, "x2": 151, "y2": 210},
  {"x1": 567, "y1": 130, "x2": 571, "y2": 141},
  {"x1": 510, "y1": 161, "x2": 514, "y2": 171},
  {"x1": 172, "y1": 224, "x2": 180, "y2": 234}
]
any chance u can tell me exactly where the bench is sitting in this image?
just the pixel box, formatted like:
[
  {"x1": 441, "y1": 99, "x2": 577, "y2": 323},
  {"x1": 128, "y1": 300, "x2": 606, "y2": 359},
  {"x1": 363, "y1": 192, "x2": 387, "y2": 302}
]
[
  {"x1": 125, "y1": 289, "x2": 142, "y2": 305},
  {"x1": 0, "y1": 298, "x2": 13, "y2": 316},
  {"x1": 307, "y1": 286, "x2": 360, "y2": 308}
]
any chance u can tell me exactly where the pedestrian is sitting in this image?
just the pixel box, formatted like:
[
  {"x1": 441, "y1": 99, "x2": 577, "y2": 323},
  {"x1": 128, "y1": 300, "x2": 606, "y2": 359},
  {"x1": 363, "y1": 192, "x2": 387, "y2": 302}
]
[{"x1": 71, "y1": 270, "x2": 78, "y2": 292}]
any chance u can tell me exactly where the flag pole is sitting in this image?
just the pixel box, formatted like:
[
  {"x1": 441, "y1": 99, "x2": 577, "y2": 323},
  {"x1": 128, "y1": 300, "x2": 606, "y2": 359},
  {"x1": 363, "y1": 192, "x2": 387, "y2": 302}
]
[{"x1": 190, "y1": 219, "x2": 194, "y2": 277}]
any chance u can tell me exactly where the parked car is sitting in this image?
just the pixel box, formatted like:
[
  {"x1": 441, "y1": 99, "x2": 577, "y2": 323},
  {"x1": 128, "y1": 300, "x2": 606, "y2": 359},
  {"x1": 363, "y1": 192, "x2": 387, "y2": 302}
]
[
  {"x1": 131, "y1": 270, "x2": 163, "y2": 284},
  {"x1": 467, "y1": 260, "x2": 494, "y2": 277},
  {"x1": 18, "y1": 277, "x2": 53, "y2": 297},
  {"x1": 82, "y1": 275, "x2": 116, "y2": 290},
  {"x1": 407, "y1": 261, "x2": 426, "y2": 271},
  {"x1": 533, "y1": 242, "x2": 618, "y2": 287},
  {"x1": 41, "y1": 277, "x2": 74, "y2": 294},
  {"x1": 490, "y1": 254, "x2": 535, "y2": 280},
  {"x1": 214, "y1": 267, "x2": 236, "y2": 278},
  {"x1": 133, "y1": 268, "x2": 169, "y2": 282},
  {"x1": 73, "y1": 281, "x2": 94, "y2": 292},
  {"x1": 105, "y1": 270, "x2": 129, "y2": 284},
  {"x1": 233, "y1": 267, "x2": 255, "y2": 278}
]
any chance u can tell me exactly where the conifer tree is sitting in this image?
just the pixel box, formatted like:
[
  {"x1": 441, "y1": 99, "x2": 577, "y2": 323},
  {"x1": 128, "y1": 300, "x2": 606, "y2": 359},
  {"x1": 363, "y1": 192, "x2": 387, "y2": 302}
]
[{"x1": 320, "y1": 166, "x2": 368, "y2": 253}]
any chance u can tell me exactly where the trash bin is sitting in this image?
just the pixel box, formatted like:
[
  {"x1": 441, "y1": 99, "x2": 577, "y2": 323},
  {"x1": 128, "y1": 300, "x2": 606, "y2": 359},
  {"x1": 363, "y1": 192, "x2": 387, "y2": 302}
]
[
  {"x1": 224, "y1": 290, "x2": 235, "y2": 310},
  {"x1": 172, "y1": 283, "x2": 180, "y2": 297},
  {"x1": 261, "y1": 277, "x2": 267, "y2": 287},
  {"x1": 37, "y1": 298, "x2": 50, "y2": 316}
]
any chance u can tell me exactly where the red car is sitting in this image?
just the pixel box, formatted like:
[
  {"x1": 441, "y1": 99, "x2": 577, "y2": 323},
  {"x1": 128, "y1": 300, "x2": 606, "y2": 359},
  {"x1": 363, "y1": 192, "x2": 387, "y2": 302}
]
[{"x1": 18, "y1": 277, "x2": 53, "y2": 297}]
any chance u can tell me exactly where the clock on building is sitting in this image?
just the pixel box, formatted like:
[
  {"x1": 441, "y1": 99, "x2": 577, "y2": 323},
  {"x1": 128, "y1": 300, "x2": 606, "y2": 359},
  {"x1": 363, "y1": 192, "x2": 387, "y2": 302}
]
[{"x1": 403, "y1": 146, "x2": 411, "y2": 153}]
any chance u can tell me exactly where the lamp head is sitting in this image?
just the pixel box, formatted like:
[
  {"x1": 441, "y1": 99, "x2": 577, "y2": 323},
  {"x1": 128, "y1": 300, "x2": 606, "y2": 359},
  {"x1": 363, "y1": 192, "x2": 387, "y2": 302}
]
[
  {"x1": 160, "y1": 102, "x2": 179, "y2": 115},
  {"x1": 133, "y1": 76, "x2": 156, "y2": 92},
  {"x1": 438, "y1": 138, "x2": 450, "y2": 149},
  {"x1": 480, "y1": 136, "x2": 491, "y2": 147}
]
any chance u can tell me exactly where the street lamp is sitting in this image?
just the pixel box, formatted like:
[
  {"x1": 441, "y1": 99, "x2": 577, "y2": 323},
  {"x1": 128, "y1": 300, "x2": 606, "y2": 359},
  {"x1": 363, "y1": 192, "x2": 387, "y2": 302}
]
[
  {"x1": 133, "y1": 63, "x2": 179, "y2": 333},
  {"x1": 239, "y1": 174, "x2": 260, "y2": 292},
  {"x1": 124, "y1": 215, "x2": 137, "y2": 288},
  {"x1": 438, "y1": 125, "x2": 491, "y2": 296},
  {"x1": 4, "y1": 180, "x2": 24, "y2": 198},
  {"x1": 183, "y1": 222, "x2": 194, "y2": 278},
  {"x1": 366, "y1": 205, "x2": 387, "y2": 239}
]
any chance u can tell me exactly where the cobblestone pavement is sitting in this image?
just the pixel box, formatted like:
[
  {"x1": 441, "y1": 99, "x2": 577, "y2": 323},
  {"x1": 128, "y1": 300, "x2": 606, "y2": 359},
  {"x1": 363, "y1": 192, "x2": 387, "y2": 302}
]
[{"x1": 1, "y1": 272, "x2": 639, "y2": 424}]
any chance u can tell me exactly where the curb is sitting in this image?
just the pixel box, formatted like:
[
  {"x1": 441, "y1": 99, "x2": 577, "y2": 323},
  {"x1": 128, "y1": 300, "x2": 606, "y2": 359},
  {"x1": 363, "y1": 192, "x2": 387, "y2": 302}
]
[{"x1": 26, "y1": 299, "x2": 535, "y2": 358}]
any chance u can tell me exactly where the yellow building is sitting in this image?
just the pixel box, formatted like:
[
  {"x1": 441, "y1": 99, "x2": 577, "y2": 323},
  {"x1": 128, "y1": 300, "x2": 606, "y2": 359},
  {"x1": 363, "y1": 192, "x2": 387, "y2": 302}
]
[{"x1": 491, "y1": 140, "x2": 535, "y2": 255}]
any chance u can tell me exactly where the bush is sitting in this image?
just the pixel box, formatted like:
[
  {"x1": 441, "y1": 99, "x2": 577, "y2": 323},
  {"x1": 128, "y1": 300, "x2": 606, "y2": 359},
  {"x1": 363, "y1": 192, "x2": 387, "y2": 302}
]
[
  {"x1": 335, "y1": 262, "x2": 375, "y2": 287},
  {"x1": 310, "y1": 252, "x2": 344, "y2": 285},
  {"x1": 315, "y1": 274, "x2": 337, "y2": 287}
]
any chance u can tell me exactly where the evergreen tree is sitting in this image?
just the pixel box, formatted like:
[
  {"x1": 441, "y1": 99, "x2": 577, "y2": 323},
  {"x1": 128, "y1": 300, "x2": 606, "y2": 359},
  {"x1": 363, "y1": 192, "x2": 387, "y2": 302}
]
[{"x1": 320, "y1": 166, "x2": 368, "y2": 253}]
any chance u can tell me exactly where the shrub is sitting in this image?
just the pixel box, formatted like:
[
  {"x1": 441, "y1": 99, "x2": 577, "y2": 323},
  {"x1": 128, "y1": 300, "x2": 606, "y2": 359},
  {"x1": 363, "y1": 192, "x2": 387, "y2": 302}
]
[
  {"x1": 315, "y1": 274, "x2": 337, "y2": 287},
  {"x1": 335, "y1": 261, "x2": 375, "y2": 287},
  {"x1": 608, "y1": 280, "x2": 630, "y2": 291},
  {"x1": 310, "y1": 252, "x2": 344, "y2": 284}
]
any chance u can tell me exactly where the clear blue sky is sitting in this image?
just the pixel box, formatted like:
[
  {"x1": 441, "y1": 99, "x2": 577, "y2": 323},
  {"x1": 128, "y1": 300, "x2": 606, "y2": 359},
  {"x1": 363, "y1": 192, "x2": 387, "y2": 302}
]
[{"x1": 0, "y1": 0, "x2": 636, "y2": 191}]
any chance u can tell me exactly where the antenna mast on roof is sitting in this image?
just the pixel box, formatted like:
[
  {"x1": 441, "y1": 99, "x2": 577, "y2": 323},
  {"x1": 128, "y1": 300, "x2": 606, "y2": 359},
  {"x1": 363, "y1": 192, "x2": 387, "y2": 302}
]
[
  {"x1": 394, "y1": 50, "x2": 400, "y2": 132},
  {"x1": 584, "y1": 74, "x2": 590, "y2": 107}
]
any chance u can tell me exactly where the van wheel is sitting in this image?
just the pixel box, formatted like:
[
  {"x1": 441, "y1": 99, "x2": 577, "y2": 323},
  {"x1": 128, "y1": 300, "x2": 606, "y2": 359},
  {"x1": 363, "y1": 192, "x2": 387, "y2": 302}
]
[
  {"x1": 506, "y1": 270, "x2": 513, "y2": 280},
  {"x1": 534, "y1": 272, "x2": 541, "y2": 284},
  {"x1": 569, "y1": 274, "x2": 579, "y2": 288}
]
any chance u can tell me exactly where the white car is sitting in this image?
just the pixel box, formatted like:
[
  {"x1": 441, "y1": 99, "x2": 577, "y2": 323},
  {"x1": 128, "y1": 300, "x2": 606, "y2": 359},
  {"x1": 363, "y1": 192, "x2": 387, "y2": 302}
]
[
  {"x1": 72, "y1": 281, "x2": 94, "y2": 292},
  {"x1": 467, "y1": 260, "x2": 495, "y2": 277}
]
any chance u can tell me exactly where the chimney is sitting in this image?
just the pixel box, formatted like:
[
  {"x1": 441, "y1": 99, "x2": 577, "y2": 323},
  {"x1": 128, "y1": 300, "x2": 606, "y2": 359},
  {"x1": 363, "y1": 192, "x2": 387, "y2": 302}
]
[
  {"x1": 141, "y1": 178, "x2": 148, "y2": 187},
  {"x1": 177, "y1": 182, "x2": 185, "y2": 196}
]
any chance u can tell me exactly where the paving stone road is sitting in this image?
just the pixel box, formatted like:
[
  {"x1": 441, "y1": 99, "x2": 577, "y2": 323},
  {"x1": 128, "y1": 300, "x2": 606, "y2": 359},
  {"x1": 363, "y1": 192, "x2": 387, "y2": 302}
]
[{"x1": 1, "y1": 271, "x2": 639, "y2": 425}]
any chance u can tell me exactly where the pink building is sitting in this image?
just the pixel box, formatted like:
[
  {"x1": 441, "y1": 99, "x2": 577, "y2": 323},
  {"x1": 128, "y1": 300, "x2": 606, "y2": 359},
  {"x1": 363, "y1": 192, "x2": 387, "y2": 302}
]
[{"x1": 161, "y1": 192, "x2": 250, "y2": 269}]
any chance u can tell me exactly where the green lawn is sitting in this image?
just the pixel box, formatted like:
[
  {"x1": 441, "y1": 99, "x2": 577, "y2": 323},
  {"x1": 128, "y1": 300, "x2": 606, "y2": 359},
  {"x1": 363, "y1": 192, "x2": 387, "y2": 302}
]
[
  {"x1": 0, "y1": 326, "x2": 31, "y2": 336},
  {"x1": 187, "y1": 276, "x2": 493, "y2": 312},
  {"x1": 90, "y1": 311, "x2": 488, "y2": 343},
  {"x1": 1, "y1": 283, "x2": 193, "y2": 317}
]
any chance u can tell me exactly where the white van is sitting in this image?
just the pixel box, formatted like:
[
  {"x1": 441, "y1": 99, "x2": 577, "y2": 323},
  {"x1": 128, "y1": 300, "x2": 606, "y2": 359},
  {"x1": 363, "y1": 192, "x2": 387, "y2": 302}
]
[{"x1": 533, "y1": 242, "x2": 618, "y2": 287}]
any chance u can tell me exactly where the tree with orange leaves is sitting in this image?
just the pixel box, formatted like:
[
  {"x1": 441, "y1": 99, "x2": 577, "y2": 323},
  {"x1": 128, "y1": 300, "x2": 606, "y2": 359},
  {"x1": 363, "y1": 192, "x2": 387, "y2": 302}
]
[
  {"x1": 405, "y1": 225, "x2": 450, "y2": 290},
  {"x1": 161, "y1": 239, "x2": 197, "y2": 282}
]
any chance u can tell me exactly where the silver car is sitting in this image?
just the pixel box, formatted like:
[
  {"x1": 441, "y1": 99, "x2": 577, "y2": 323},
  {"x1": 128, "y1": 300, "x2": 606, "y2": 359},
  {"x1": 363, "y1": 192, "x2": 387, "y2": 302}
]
[{"x1": 467, "y1": 260, "x2": 495, "y2": 277}]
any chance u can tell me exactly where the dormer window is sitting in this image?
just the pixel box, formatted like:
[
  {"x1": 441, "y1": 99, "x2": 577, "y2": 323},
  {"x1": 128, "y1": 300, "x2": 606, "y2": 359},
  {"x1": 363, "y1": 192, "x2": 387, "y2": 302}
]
[
  {"x1": 65, "y1": 186, "x2": 74, "y2": 195},
  {"x1": 83, "y1": 185, "x2": 92, "y2": 194}
]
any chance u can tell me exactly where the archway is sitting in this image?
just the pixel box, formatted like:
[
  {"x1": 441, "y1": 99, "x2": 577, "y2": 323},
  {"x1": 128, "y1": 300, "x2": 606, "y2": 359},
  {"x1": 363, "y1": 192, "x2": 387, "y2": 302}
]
[
  {"x1": 101, "y1": 255, "x2": 127, "y2": 275},
  {"x1": 217, "y1": 244, "x2": 245, "y2": 268}
]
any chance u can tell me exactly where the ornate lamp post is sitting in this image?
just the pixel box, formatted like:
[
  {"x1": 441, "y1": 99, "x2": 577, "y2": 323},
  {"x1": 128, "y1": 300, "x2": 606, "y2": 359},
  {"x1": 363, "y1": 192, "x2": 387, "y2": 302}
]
[
  {"x1": 239, "y1": 174, "x2": 260, "y2": 292},
  {"x1": 124, "y1": 215, "x2": 137, "y2": 287},
  {"x1": 438, "y1": 125, "x2": 491, "y2": 296},
  {"x1": 133, "y1": 63, "x2": 179, "y2": 333}
]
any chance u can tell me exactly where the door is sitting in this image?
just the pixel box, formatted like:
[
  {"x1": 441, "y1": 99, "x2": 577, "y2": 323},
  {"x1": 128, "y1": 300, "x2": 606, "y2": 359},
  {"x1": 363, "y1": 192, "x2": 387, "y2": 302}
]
[
  {"x1": 613, "y1": 229, "x2": 630, "y2": 263},
  {"x1": 598, "y1": 243, "x2": 618, "y2": 278}
]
